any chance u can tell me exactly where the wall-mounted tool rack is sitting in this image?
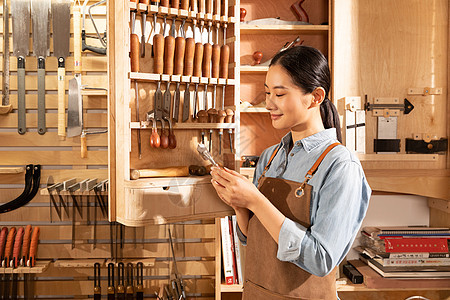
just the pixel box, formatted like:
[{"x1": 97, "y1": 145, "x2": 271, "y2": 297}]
[{"x1": 108, "y1": 0, "x2": 239, "y2": 225}]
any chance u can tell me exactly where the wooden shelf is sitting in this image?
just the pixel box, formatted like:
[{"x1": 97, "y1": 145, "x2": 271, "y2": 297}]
[
  {"x1": 130, "y1": 122, "x2": 237, "y2": 130},
  {"x1": 0, "y1": 261, "x2": 51, "y2": 274},
  {"x1": 0, "y1": 167, "x2": 25, "y2": 174},
  {"x1": 124, "y1": 175, "x2": 211, "y2": 188},
  {"x1": 240, "y1": 65, "x2": 269, "y2": 73},
  {"x1": 220, "y1": 284, "x2": 243, "y2": 292},
  {"x1": 129, "y1": 72, "x2": 235, "y2": 85},
  {"x1": 240, "y1": 24, "x2": 329, "y2": 35},
  {"x1": 81, "y1": 89, "x2": 108, "y2": 96},
  {"x1": 54, "y1": 259, "x2": 106, "y2": 268},
  {"x1": 357, "y1": 154, "x2": 438, "y2": 162}
]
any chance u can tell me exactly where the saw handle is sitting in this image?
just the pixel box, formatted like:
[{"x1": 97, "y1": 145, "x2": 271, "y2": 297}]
[
  {"x1": 184, "y1": 38, "x2": 195, "y2": 76},
  {"x1": 130, "y1": 33, "x2": 140, "y2": 72},
  {"x1": 73, "y1": 7, "x2": 82, "y2": 73},
  {"x1": 28, "y1": 226, "x2": 40, "y2": 267},
  {"x1": 12, "y1": 226, "x2": 24, "y2": 268},
  {"x1": 153, "y1": 34, "x2": 165, "y2": 74},
  {"x1": 4, "y1": 227, "x2": 16, "y2": 267},
  {"x1": 21, "y1": 225, "x2": 32, "y2": 266}
]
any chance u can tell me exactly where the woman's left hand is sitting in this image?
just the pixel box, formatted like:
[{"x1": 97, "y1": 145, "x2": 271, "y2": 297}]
[{"x1": 210, "y1": 166, "x2": 263, "y2": 211}]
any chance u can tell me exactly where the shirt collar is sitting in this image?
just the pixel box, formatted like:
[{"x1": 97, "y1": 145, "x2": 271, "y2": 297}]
[{"x1": 279, "y1": 128, "x2": 337, "y2": 153}]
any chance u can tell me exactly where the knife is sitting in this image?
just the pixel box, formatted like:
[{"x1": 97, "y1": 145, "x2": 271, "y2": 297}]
[
  {"x1": 107, "y1": 263, "x2": 115, "y2": 300},
  {"x1": 94, "y1": 262, "x2": 101, "y2": 300},
  {"x1": 173, "y1": 19, "x2": 186, "y2": 122},
  {"x1": 28, "y1": 226, "x2": 40, "y2": 267},
  {"x1": 11, "y1": 227, "x2": 24, "y2": 299},
  {"x1": 182, "y1": 33, "x2": 195, "y2": 122},
  {"x1": 163, "y1": 16, "x2": 175, "y2": 119},
  {"x1": 136, "y1": 262, "x2": 144, "y2": 300},
  {"x1": 0, "y1": 227, "x2": 8, "y2": 298}
]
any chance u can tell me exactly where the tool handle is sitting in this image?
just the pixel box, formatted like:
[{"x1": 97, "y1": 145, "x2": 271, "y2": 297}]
[
  {"x1": 140, "y1": 0, "x2": 150, "y2": 4},
  {"x1": 180, "y1": 0, "x2": 189, "y2": 10},
  {"x1": 171, "y1": 0, "x2": 179, "y2": 9},
  {"x1": 164, "y1": 36, "x2": 175, "y2": 75},
  {"x1": 168, "y1": 128, "x2": 177, "y2": 149},
  {"x1": 202, "y1": 43, "x2": 212, "y2": 78},
  {"x1": 0, "y1": 227, "x2": 8, "y2": 260},
  {"x1": 197, "y1": 109, "x2": 208, "y2": 122},
  {"x1": 206, "y1": 0, "x2": 212, "y2": 14},
  {"x1": 190, "y1": 0, "x2": 197, "y2": 12},
  {"x1": 21, "y1": 225, "x2": 32, "y2": 265},
  {"x1": 153, "y1": 34, "x2": 165, "y2": 74},
  {"x1": 219, "y1": 44, "x2": 229, "y2": 79},
  {"x1": 57, "y1": 64, "x2": 66, "y2": 139},
  {"x1": 161, "y1": 0, "x2": 169, "y2": 7},
  {"x1": 193, "y1": 43, "x2": 204, "y2": 77},
  {"x1": 131, "y1": 166, "x2": 190, "y2": 179},
  {"x1": 4, "y1": 227, "x2": 16, "y2": 267},
  {"x1": 131, "y1": 0, "x2": 139, "y2": 3},
  {"x1": 81, "y1": 133, "x2": 87, "y2": 158},
  {"x1": 73, "y1": 7, "x2": 82, "y2": 73},
  {"x1": 222, "y1": 0, "x2": 228, "y2": 17},
  {"x1": 160, "y1": 130, "x2": 169, "y2": 149},
  {"x1": 211, "y1": 44, "x2": 220, "y2": 78},
  {"x1": 207, "y1": 108, "x2": 218, "y2": 123},
  {"x1": 184, "y1": 38, "x2": 195, "y2": 76},
  {"x1": 150, "y1": 127, "x2": 161, "y2": 148},
  {"x1": 199, "y1": 0, "x2": 205, "y2": 13},
  {"x1": 214, "y1": 0, "x2": 220, "y2": 15},
  {"x1": 12, "y1": 227, "x2": 24, "y2": 268},
  {"x1": 174, "y1": 37, "x2": 186, "y2": 75},
  {"x1": 130, "y1": 34, "x2": 140, "y2": 72},
  {"x1": 225, "y1": 108, "x2": 234, "y2": 123},
  {"x1": 28, "y1": 226, "x2": 40, "y2": 267}
]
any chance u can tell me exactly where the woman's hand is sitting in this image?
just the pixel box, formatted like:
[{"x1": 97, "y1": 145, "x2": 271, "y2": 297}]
[{"x1": 210, "y1": 167, "x2": 264, "y2": 211}]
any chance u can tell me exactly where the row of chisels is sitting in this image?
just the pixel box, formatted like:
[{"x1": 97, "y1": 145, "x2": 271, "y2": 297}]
[{"x1": 0, "y1": 225, "x2": 40, "y2": 299}]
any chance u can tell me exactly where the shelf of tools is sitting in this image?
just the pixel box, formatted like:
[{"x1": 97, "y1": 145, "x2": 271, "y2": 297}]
[{"x1": 108, "y1": 0, "x2": 239, "y2": 226}]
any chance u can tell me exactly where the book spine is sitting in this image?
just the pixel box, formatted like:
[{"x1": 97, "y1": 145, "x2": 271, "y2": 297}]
[
  {"x1": 221, "y1": 217, "x2": 234, "y2": 285},
  {"x1": 383, "y1": 237, "x2": 449, "y2": 253},
  {"x1": 232, "y1": 215, "x2": 243, "y2": 285},
  {"x1": 228, "y1": 216, "x2": 238, "y2": 284},
  {"x1": 388, "y1": 252, "x2": 450, "y2": 259},
  {"x1": 375, "y1": 257, "x2": 450, "y2": 267}
]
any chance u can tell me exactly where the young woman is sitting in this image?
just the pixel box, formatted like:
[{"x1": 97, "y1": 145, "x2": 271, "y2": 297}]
[{"x1": 210, "y1": 46, "x2": 371, "y2": 299}]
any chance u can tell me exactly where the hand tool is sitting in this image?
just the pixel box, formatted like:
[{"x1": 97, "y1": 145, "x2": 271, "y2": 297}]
[
  {"x1": 173, "y1": 19, "x2": 186, "y2": 122},
  {"x1": 192, "y1": 19, "x2": 203, "y2": 120},
  {"x1": 31, "y1": 0, "x2": 51, "y2": 135},
  {"x1": 28, "y1": 226, "x2": 40, "y2": 267},
  {"x1": 52, "y1": 0, "x2": 71, "y2": 139},
  {"x1": 222, "y1": 0, "x2": 228, "y2": 18},
  {"x1": 161, "y1": 0, "x2": 169, "y2": 7},
  {"x1": 94, "y1": 262, "x2": 101, "y2": 300},
  {"x1": 130, "y1": 0, "x2": 140, "y2": 72},
  {"x1": 73, "y1": 5, "x2": 82, "y2": 73},
  {"x1": 211, "y1": 25, "x2": 223, "y2": 153},
  {"x1": 81, "y1": 0, "x2": 107, "y2": 54},
  {"x1": 225, "y1": 109, "x2": 234, "y2": 152},
  {"x1": 160, "y1": 118, "x2": 169, "y2": 149},
  {"x1": 82, "y1": 178, "x2": 99, "y2": 226},
  {"x1": 153, "y1": 14, "x2": 165, "y2": 119},
  {"x1": 117, "y1": 262, "x2": 126, "y2": 300},
  {"x1": 67, "y1": 181, "x2": 83, "y2": 249},
  {"x1": 165, "y1": 284, "x2": 174, "y2": 300},
  {"x1": 134, "y1": 81, "x2": 142, "y2": 159},
  {"x1": 10, "y1": 226, "x2": 23, "y2": 299},
  {"x1": 11, "y1": 0, "x2": 31, "y2": 134},
  {"x1": 205, "y1": 0, "x2": 212, "y2": 16},
  {"x1": 149, "y1": 117, "x2": 161, "y2": 148},
  {"x1": 107, "y1": 262, "x2": 115, "y2": 300},
  {"x1": 197, "y1": 143, "x2": 219, "y2": 167},
  {"x1": 21, "y1": 225, "x2": 32, "y2": 299},
  {"x1": 168, "y1": 228, "x2": 186, "y2": 300},
  {"x1": 164, "y1": 116, "x2": 177, "y2": 149},
  {"x1": 202, "y1": 24, "x2": 214, "y2": 151},
  {"x1": 190, "y1": 0, "x2": 197, "y2": 13},
  {"x1": 171, "y1": 0, "x2": 179, "y2": 9},
  {"x1": 291, "y1": 0, "x2": 309, "y2": 23},
  {"x1": 1, "y1": 0, "x2": 11, "y2": 114},
  {"x1": 126, "y1": 263, "x2": 134, "y2": 300},
  {"x1": 0, "y1": 227, "x2": 8, "y2": 297},
  {"x1": 3, "y1": 227, "x2": 16, "y2": 299},
  {"x1": 220, "y1": 24, "x2": 231, "y2": 152},
  {"x1": 136, "y1": 262, "x2": 144, "y2": 300},
  {"x1": 180, "y1": 0, "x2": 188, "y2": 10},
  {"x1": 140, "y1": 0, "x2": 150, "y2": 57},
  {"x1": 182, "y1": 28, "x2": 195, "y2": 122},
  {"x1": 130, "y1": 164, "x2": 208, "y2": 179},
  {"x1": 163, "y1": 16, "x2": 175, "y2": 119},
  {"x1": 47, "y1": 176, "x2": 62, "y2": 222},
  {"x1": 240, "y1": 7, "x2": 246, "y2": 22},
  {"x1": 150, "y1": 0, "x2": 160, "y2": 57}
]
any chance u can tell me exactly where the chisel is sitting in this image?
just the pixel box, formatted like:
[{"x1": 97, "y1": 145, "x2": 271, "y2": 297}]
[
  {"x1": 173, "y1": 19, "x2": 186, "y2": 122},
  {"x1": 192, "y1": 18, "x2": 203, "y2": 120},
  {"x1": 136, "y1": 262, "x2": 144, "y2": 300},
  {"x1": 3, "y1": 227, "x2": 16, "y2": 298},
  {"x1": 107, "y1": 263, "x2": 115, "y2": 300},
  {"x1": 0, "y1": 227, "x2": 8, "y2": 298},
  {"x1": 163, "y1": 16, "x2": 175, "y2": 119},
  {"x1": 94, "y1": 262, "x2": 101, "y2": 300},
  {"x1": 11, "y1": 227, "x2": 24, "y2": 299},
  {"x1": 153, "y1": 8, "x2": 164, "y2": 120},
  {"x1": 28, "y1": 226, "x2": 40, "y2": 267},
  {"x1": 181, "y1": 0, "x2": 189, "y2": 10},
  {"x1": 21, "y1": 225, "x2": 32, "y2": 299},
  {"x1": 117, "y1": 262, "x2": 125, "y2": 300},
  {"x1": 126, "y1": 263, "x2": 134, "y2": 300},
  {"x1": 140, "y1": 0, "x2": 150, "y2": 57},
  {"x1": 202, "y1": 23, "x2": 214, "y2": 151},
  {"x1": 182, "y1": 22, "x2": 195, "y2": 122},
  {"x1": 220, "y1": 23, "x2": 232, "y2": 152}
]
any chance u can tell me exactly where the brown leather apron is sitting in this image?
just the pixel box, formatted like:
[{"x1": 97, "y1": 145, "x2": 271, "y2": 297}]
[{"x1": 242, "y1": 143, "x2": 340, "y2": 300}]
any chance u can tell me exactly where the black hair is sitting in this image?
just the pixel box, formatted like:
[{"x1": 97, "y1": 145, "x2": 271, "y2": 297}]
[{"x1": 269, "y1": 45, "x2": 342, "y2": 143}]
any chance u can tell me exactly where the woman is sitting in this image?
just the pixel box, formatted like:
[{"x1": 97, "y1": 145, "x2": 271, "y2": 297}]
[{"x1": 210, "y1": 46, "x2": 371, "y2": 299}]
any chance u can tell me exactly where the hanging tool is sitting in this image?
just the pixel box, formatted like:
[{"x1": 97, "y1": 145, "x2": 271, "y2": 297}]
[
  {"x1": 0, "y1": 227, "x2": 8, "y2": 297},
  {"x1": 82, "y1": 0, "x2": 107, "y2": 54},
  {"x1": 220, "y1": 23, "x2": 232, "y2": 153},
  {"x1": 31, "y1": 0, "x2": 51, "y2": 135},
  {"x1": 21, "y1": 225, "x2": 32, "y2": 299},
  {"x1": 140, "y1": 0, "x2": 150, "y2": 57},
  {"x1": 94, "y1": 262, "x2": 101, "y2": 300},
  {"x1": 181, "y1": 0, "x2": 188, "y2": 10},
  {"x1": 67, "y1": 181, "x2": 83, "y2": 249},
  {"x1": 290, "y1": 0, "x2": 309, "y2": 23},
  {"x1": 193, "y1": 18, "x2": 203, "y2": 120},
  {"x1": 150, "y1": 0, "x2": 160, "y2": 57},
  {"x1": 28, "y1": 226, "x2": 40, "y2": 267},
  {"x1": 11, "y1": 227, "x2": 24, "y2": 300},
  {"x1": 107, "y1": 263, "x2": 115, "y2": 300},
  {"x1": 163, "y1": 16, "x2": 176, "y2": 119},
  {"x1": 134, "y1": 82, "x2": 142, "y2": 159},
  {"x1": 126, "y1": 263, "x2": 134, "y2": 300},
  {"x1": 131, "y1": 0, "x2": 140, "y2": 72},
  {"x1": 3, "y1": 227, "x2": 16, "y2": 299},
  {"x1": 136, "y1": 262, "x2": 144, "y2": 300},
  {"x1": 1, "y1": 0, "x2": 11, "y2": 114},
  {"x1": 225, "y1": 109, "x2": 234, "y2": 152},
  {"x1": 47, "y1": 176, "x2": 63, "y2": 222},
  {"x1": 149, "y1": 117, "x2": 161, "y2": 148},
  {"x1": 153, "y1": 14, "x2": 165, "y2": 119},
  {"x1": 117, "y1": 262, "x2": 126, "y2": 300},
  {"x1": 52, "y1": 0, "x2": 71, "y2": 139},
  {"x1": 160, "y1": 118, "x2": 169, "y2": 149},
  {"x1": 213, "y1": 0, "x2": 220, "y2": 17},
  {"x1": 168, "y1": 228, "x2": 186, "y2": 300},
  {"x1": 182, "y1": 23, "x2": 195, "y2": 122},
  {"x1": 11, "y1": 0, "x2": 31, "y2": 134},
  {"x1": 164, "y1": 116, "x2": 177, "y2": 149},
  {"x1": 173, "y1": 19, "x2": 186, "y2": 122},
  {"x1": 202, "y1": 22, "x2": 214, "y2": 151}
]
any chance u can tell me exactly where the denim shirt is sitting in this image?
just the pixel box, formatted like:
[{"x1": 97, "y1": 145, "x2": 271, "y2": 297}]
[{"x1": 238, "y1": 128, "x2": 371, "y2": 277}]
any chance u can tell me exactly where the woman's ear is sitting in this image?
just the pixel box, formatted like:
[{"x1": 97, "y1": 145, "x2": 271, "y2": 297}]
[{"x1": 310, "y1": 87, "x2": 326, "y2": 107}]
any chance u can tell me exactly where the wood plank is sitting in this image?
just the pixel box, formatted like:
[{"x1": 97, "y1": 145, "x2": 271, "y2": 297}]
[
  {"x1": 0, "y1": 132, "x2": 107, "y2": 147},
  {"x1": 0, "y1": 167, "x2": 24, "y2": 174},
  {"x1": 0, "y1": 113, "x2": 107, "y2": 128},
  {"x1": 0, "y1": 151, "x2": 108, "y2": 165}
]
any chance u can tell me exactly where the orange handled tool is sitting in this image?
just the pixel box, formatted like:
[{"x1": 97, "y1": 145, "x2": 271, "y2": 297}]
[
  {"x1": 21, "y1": 225, "x2": 32, "y2": 266},
  {"x1": 153, "y1": 34, "x2": 165, "y2": 74},
  {"x1": 12, "y1": 226, "x2": 24, "y2": 268},
  {"x1": 4, "y1": 227, "x2": 16, "y2": 267},
  {"x1": 174, "y1": 35, "x2": 186, "y2": 76},
  {"x1": 160, "y1": 119, "x2": 169, "y2": 149},
  {"x1": 150, "y1": 118, "x2": 161, "y2": 148},
  {"x1": 164, "y1": 22, "x2": 176, "y2": 75},
  {"x1": 28, "y1": 226, "x2": 40, "y2": 267},
  {"x1": 0, "y1": 227, "x2": 8, "y2": 262},
  {"x1": 180, "y1": 0, "x2": 188, "y2": 10}
]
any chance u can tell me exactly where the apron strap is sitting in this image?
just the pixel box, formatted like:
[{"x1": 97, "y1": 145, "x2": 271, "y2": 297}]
[
  {"x1": 259, "y1": 145, "x2": 280, "y2": 183},
  {"x1": 305, "y1": 142, "x2": 341, "y2": 179}
]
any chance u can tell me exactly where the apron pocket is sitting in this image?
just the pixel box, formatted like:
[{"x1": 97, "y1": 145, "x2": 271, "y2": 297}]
[{"x1": 243, "y1": 279, "x2": 318, "y2": 300}]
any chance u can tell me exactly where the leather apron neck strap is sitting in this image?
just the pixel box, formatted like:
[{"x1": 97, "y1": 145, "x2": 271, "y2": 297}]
[{"x1": 258, "y1": 142, "x2": 341, "y2": 186}]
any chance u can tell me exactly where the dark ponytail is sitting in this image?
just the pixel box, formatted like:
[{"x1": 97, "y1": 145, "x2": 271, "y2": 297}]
[{"x1": 270, "y1": 46, "x2": 342, "y2": 143}]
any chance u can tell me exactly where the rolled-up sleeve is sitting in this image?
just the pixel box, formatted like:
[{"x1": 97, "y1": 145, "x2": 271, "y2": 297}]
[{"x1": 277, "y1": 161, "x2": 371, "y2": 277}]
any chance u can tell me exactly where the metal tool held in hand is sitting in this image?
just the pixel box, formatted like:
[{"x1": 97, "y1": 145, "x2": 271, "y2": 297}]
[{"x1": 197, "y1": 143, "x2": 219, "y2": 167}]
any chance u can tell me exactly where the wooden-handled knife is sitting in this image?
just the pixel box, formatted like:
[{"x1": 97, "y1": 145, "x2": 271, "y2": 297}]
[
  {"x1": 94, "y1": 262, "x2": 101, "y2": 300},
  {"x1": 3, "y1": 227, "x2": 16, "y2": 267},
  {"x1": 21, "y1": 225, "x2": 32, "y2": 266},
  {"x1": 28, "y1": 226, "x2": 40, "y2": 267},
  {"x1": 182, "y1": 36, "x2": 195, "y2": 122},
  {"x1": 130, "y1": 0, "x2": 140, "y2": 73},
  {"x1": 0, "y1": 227, "x2": 8, "y2": 262},
  {"x1": 12, "y1": 227, "x2": 24, "y2": 268},
  {"x1": 107, "y1": 263, "x2": 115, "y2": 300}
]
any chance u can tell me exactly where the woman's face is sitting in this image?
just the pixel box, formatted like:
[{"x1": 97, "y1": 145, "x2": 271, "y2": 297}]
[{"x1": 264, "y1": 64, "x2": 316, "y2": 131}]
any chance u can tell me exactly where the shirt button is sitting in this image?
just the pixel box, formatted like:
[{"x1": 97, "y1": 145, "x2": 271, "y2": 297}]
[
  {"x1": 296, "y1": 142, "x2": 300, "y2": 146},
  {"x1": 290, "y1": 153, "x2": 294, "y2": 156}
]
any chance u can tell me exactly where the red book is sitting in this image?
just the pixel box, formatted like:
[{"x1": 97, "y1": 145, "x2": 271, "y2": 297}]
[{"x1": 381, "y1": 237, "x2": 449, "y2": 253}]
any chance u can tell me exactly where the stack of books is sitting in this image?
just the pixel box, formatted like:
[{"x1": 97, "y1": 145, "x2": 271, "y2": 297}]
[
  {"x1": 355, "y1": 226, "x2": 450, "y2": 278},
  {"x1": 220, "y1": 215, "x2": 244, "y2": 285}
]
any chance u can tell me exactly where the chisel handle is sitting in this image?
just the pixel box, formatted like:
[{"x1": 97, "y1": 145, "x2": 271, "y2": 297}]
[
  {"x1": 193, "y1": 43, "x2": 204, "y2": 77},
  {"x1": 4, "y1": 227, "x2": 16, "y2": 267},
  {"x1": 57, "y1": 61, "x2": 66, "y2": 139},
  {"x1": 202, "y1": 43, "x2": 212, "y2": 78},
  {"x1": 180, "y1": 0, "x2": 189, "y2": 10},
  {"x1": 73, "y1": 7, "x2": 82, "y2": 73},
  {"x1": 0, "y1": 227, "x2": 8, "y2": 261},
  {"x1": 131, "y1": 166, "x2": 190, "y2": 179},
  {"x1": 161, "y1": 0, "x2": 169, "y2": 7},
  {"x1": 190, "y1": 0, "x2": 197, "y2": 12},
  {"x1": 205, "y1": 0, "x2": 212, "y2": 14},
  {"x1": 174, "y1": 37, "x2": 186, "y2": 75},
  {"x1": 164, "y1": 35, "x2": 175, "y2": 75},
  {"x1": 220, "y1": 44, "x2": 229, "y2": 79},
  {"x1": 154, "y1": 34, "x2": 165, "y2": 74},
  {"x1": 222, "y1": 0, "x2": 228, "y2": 17},
  {"x1": 171, "y1": 0, "x2": 179, "y2": 9},
  {"x1": 213, "y1": 0, "x2": 220, "y2": 15},
  {"x1": 130, "y1": 33, "x2": 140, "y2": 72},
  {"x1": 199, "y1": 0, "x2": 205, "y2": 13},
  {"x1": 28, "y1": 226, "x2": 40, "y2": 267},
  {"x1": 12, "y1": 227, "x2": 24, "y2": 268},
  {"x1": 211, "y1": 44, "x2": 220, "y2": 78},
  {"x1": 140, "y1": 0, "x2": 150, "y2": 4},
  {"x1": 184, "y1": 38, "x2": 195, "y2": 76},
  {"x1": 21, "y1": 225, "x2": 32, "y2": 266}
]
